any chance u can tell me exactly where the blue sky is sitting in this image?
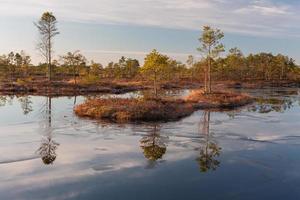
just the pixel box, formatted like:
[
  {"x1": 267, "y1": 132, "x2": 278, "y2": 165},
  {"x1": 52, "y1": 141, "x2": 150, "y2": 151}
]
[{"x1": 0, "y1": 0, "x2": 300, "y2": 64}]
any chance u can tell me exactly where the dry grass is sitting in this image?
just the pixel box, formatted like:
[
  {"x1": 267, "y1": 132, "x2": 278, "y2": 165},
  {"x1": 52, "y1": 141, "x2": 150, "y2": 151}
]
[
  {"x1": 74, "y1": 97, "x2": 194, "y2": 123},
  {"x1": 74, "y1": 89, "x2": 254, "y2": 123},
  {"x1": 185, "y1": 89, "x2": 254, "y2": 109},
  {"x1": 0, "y1": 79, "x2": 144, "y2": 96}
]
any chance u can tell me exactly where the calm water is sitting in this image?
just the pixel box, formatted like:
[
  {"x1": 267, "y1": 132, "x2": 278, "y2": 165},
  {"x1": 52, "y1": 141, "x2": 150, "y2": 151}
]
[{"x1": 0, "y1": 88, "x2": 300, "y2": 200}]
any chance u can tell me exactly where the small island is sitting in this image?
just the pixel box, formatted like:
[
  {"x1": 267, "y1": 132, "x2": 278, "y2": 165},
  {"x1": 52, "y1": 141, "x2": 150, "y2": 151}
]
[{"x1": 74, "y1": 90, "x2": 253, "y2": 123}]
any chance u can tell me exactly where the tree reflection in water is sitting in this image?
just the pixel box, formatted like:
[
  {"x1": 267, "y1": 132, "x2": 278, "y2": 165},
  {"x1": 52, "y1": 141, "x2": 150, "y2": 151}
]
[
  {"x1": 249, "y1": 97, "x2": 294, "y2": 113},
  {"x1": 38, "y1": 136, "x2": 59, "y2": 165},
  {"x1": 18, "y1": 96, "x2": 33, "y2": 115},
  {"x1": 36, "y1": 97, "x2": 59, "y2": 165},
  {"x1": 196, "y1": 111, "x2": 221, "y2": 172},
  {"x1": 0, "y1": 95, "x2": 33, "y2": 115},
  {"x1": 140, "y1": 124, "x2": 167, "y2": 168},
  {"x1": 0, "y1": 95, "x2": 13, "y2": 107},
  {"x1": 0, "y1": 96, "x2": 7, "y2": 107}
]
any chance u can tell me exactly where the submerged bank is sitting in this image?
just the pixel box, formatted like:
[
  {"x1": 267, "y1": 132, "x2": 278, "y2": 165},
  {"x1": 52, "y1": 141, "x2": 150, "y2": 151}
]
[{"x1": 0, "y1": 81, "x2": 145, "y2": 96}]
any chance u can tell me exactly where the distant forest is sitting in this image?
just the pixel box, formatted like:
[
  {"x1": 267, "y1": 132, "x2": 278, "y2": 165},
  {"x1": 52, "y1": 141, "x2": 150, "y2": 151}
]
[{"x1": 0, "y1": 48, "x2": 298, "y2": 83}]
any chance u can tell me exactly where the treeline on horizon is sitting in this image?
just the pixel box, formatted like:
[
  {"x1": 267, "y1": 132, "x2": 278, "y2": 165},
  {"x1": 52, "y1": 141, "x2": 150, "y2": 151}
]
[
  {"x1": 0, "y1": 49, "x2": 298, "y2": 83},
  {"x1": 0, "y1": 11, "x2": 299, "y2": 86}
]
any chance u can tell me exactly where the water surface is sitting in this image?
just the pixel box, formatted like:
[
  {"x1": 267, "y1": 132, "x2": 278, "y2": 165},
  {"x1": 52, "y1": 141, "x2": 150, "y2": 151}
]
[{"x1": 0, "y1": 88, "x2": 300, "y2": 200}]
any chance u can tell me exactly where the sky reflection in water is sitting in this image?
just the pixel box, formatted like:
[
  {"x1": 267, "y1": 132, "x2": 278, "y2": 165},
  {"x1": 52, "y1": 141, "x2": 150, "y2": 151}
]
[{"x1": 0, "y1": 88, "x2": 300, "y2": 200}]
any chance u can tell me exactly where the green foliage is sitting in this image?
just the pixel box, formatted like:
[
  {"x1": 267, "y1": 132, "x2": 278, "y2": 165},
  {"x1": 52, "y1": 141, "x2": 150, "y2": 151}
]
[
  {"x1": 197, "y1": 26, "x2": 225, "y2": 59},
  {"x1": 214, "y1": 50, "x2": 298, "y2": 81},
  {"x1": 141, "y1": 49, "x2": 170, "y2": 97},
  {"x1": 0, "y1": 51, "x2": 32, "y2": 81},
  {"x1": 60, "y1": 50, "x2": 87, "y2": 84},
  {"x1": 141, "y1": 49, "x2": 169, "y2": 79}
]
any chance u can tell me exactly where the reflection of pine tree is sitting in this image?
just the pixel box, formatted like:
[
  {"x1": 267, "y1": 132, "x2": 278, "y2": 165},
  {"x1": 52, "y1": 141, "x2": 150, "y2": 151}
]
[
  {"x1": 196, "y1": 111, "x2": 221, "y2": 172},
  {"x1": 37, "y1": 136, "x2": 59, "y2": 165},
  {"x1": 197, "y1": 142, "x2": 221, "y2": 172},
  {"x1": 0, "y1": 96, "x2": 14, "y2": 107},
  {"x1": 36, "y1": 97, "x2": 59, "y2": 165},
  {"x1": 140, "y1": 125, "x2": 166, "y2": 168},
  {"x1": 18, "y1": 96, "x2": 33, "y2": 115},
  {"x1": 0, "y1": 96, "x2": 7, "y2": 107}
]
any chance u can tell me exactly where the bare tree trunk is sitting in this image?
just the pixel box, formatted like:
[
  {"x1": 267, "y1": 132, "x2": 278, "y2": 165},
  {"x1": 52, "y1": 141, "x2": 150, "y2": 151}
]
[
  {"x1": 73, "y1": 65, "x2": 77, "y2": 85},
  {"x1": 280, "y1": 65, "x2": 284, "y2": 80},
  {"x1": 48, "y1": 97, "x2": 52, "y2": 127},
  {"x1": 154, "y1": 72, "x2": 158, "y2": 98},
  {"x1": 202, "y1": 111, "x2": 210, "y2": 135},
  {"x1": 48, "y1": 35, "x2": 52, "y2": 81},
  {"x1": 208, "y1": 57, "x2": 212, "y2": 93},
  {"x1": 204, "y1": 64, "x2": 208, "y2": 93}
]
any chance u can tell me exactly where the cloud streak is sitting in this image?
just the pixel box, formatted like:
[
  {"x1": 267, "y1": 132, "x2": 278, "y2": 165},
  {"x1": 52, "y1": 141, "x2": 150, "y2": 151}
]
[{"x1": 0, "y1": 0, "x2": 300, "y2": 37}]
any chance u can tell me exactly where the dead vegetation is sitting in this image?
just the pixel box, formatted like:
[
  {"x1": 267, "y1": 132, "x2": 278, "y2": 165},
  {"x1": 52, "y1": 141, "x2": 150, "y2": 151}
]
[
  {"x1": 74, "y1": 97, "x2": 194, "y2": 122},
  {"x1": 74, "y1": 89, "x2": 254, "y2": 123},
  {"x1": 0, "y1": 80, "x2": 144, "y2": 96},
  {"x1": 185, "y1": 89, "x2": 254, "y2": 109}
]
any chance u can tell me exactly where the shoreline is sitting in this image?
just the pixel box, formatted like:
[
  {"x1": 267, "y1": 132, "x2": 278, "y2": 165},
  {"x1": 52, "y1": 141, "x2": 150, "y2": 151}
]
[{"x1": 0, "y1": 79, "x2": 299, "y2": 96}]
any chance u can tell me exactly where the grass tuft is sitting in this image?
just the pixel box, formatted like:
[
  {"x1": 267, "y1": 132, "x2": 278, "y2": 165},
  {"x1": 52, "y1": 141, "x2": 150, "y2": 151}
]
[{"x1": 185, "y1": 89, "x2": 254, "y2": 109}]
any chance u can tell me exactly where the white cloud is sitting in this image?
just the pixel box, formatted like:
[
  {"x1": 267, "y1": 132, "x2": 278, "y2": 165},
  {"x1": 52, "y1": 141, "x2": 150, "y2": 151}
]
[
  {"x1": 0, "y1": 0, "x2": 299, "y2": 37},
  {"x1": 235, "y1": 0, "x2": 289, "y2": 16}
]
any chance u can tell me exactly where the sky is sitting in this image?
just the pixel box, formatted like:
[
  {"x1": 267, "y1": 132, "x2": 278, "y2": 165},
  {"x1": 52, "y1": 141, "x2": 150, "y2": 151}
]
[{"x1": 0, "y1": 0, "x2": 300, "y2": 65}]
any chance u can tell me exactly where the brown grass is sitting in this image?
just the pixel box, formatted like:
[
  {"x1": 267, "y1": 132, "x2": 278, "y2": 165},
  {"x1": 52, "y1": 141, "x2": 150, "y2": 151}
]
[
  {"x1": 74, "y1": 89, "x2": 254, "y2": 123},
  {"x1": 185, "y1": 89, "x2": 254, "y2": 109},
  {"x1": 74, "y1": 97, "x2": 194, "y2": 123},
  {"x1": 0, "y1": 80, "x2": 144, "y2": 96}
]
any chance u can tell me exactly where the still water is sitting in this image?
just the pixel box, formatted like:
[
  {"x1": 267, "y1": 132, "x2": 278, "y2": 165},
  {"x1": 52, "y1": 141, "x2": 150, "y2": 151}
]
[{"x1": 0, "y1": 88, "x2": 300, "y2": 200}]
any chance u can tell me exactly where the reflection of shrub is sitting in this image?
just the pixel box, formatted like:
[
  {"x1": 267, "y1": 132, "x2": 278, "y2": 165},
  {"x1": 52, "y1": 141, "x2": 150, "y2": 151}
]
[{"x1": 74, "y1": 97, "x2": 194, "y2": 122}]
